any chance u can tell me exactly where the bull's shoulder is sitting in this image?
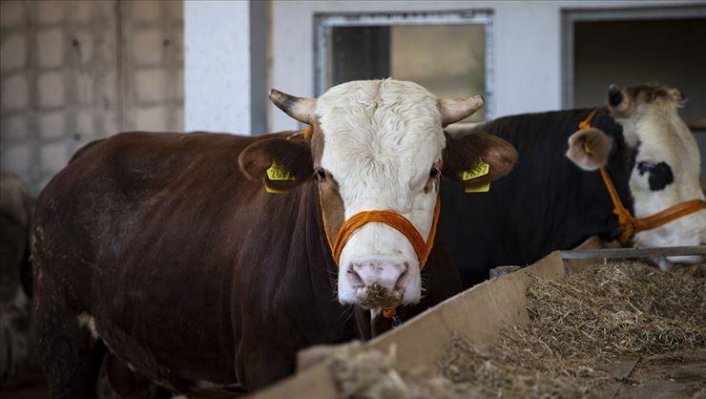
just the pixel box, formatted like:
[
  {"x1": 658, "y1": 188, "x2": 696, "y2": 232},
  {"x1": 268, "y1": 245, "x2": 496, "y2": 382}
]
[
  {"x1": 74, "y1": 131, "x2": 294, "y2": 160},
  {"x1": 490, "y1": 109, "x2": 593, "y2": 134},
  {"x1": 448, "y1": 109, "x2": 592, "y2": 139},
  {"x1": 39, "y1": 132, "x2": 261, "y2": 207},
  {"x1": 43, "y1": 131, "x2": 303, "y2": 201},
  {"x1": 67, "y1": 131, "x2": 273, "y2": 172}
]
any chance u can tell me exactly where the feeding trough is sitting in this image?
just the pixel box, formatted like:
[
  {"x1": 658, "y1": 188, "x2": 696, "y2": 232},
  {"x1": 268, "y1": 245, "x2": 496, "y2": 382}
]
[{"x1": 250, "y1": 245, "x2": 706, "y2": 399}]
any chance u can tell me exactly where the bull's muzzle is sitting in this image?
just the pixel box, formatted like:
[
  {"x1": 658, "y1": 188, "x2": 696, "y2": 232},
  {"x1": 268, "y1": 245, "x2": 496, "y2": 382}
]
[{"x1": 347, "y1": 260, "x2": 409, "y2": 309}]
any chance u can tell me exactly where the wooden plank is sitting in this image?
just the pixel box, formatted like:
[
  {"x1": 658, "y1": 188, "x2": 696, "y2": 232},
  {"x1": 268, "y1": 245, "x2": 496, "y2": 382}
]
[
  {"x1": 360, "y1": 251, "x2": 565, "y2": 374},
  {"x1": 250, "y1": 362, "x2": 339, "y2": 399},
  {"x1": 561, "y1": 245, "x2": 706, "y2": 260}
]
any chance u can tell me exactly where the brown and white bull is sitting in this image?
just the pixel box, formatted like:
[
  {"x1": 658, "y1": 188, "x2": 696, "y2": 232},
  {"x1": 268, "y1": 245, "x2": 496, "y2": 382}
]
[
  {"x1": 33, "y1": 79, "x2": 517, "y2": 397},
  {"x1": 604, "y1": 84, "x2": 706, "y2": 268}
]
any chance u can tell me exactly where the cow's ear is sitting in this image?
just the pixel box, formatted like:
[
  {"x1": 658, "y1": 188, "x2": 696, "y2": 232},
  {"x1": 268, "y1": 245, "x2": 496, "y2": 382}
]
[
  {"x1": 443, "y1": 132, "x2": 518, "y2": 192},
  {"x1": 238, "y1": 137, "x2": 313, "y2": 193},
  {"x1": 566, "y1": 128, "x2": 614, "y2": 171}
]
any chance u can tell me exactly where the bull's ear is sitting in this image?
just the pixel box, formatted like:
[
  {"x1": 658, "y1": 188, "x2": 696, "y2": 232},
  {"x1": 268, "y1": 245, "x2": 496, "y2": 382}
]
[
  {"x1": 566, "y1": 128, "x2": 614, "y2": 171},
  {"x1": 238, "y1": 137, "x2": 313, "y2": 193},
  {"x1": 443, "y1": 132, "x2": 518, "y2": 192}
]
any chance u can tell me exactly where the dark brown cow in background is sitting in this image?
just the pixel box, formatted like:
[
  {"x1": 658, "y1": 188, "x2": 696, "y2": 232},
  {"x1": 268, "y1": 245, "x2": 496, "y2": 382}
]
[
  {"x1": 33, "y1": 79, "x2": 517, "y2": 397},
  {"x1": 1, "y1": 173, "x2": 35, "y2": 384}
]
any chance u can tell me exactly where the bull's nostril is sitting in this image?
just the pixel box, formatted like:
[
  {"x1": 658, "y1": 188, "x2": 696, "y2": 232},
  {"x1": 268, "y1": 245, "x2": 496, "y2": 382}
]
[
  {"x1": 347, "y1": 269, "x2": 364, "y2": 288},
  {"x1": 395, "y1": 269, "x2": 409, "y2": 290}
]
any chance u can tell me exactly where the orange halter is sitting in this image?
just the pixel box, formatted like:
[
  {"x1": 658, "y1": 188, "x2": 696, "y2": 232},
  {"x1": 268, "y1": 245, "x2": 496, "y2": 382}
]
[
  {"x1": 305, "y1": 126, "x2": 442, "y2": 320},
  {"x1": 329, "y1": 199, "x2": 441, "y2": 268},
  {"x1": 579, "y1": 110, "x2": 706, "y2": 243},
  {"x1": 322, "y1": 198, "x2": 441, "y2": 320}
]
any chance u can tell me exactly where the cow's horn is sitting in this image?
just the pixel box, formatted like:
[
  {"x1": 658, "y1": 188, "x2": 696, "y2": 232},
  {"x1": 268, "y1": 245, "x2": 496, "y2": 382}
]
[
  {"x1": 269, "y1": 89, "x2": 317, "y2": 125},
  {"x1": 439, "y1": 95, "x2": 485, "y2": 126}
]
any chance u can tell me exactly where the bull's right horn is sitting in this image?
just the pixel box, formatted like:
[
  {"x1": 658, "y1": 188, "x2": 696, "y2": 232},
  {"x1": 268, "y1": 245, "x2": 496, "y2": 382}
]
[
  {"x1": 439, "y1": 95, "x2": 485, "y2": 126},
  {"x1": 269, "y1": 89, "x2": 317, "y2": 125}
]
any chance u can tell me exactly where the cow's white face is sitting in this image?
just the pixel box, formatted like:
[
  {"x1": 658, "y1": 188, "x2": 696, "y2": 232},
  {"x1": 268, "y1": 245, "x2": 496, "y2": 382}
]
[
  {"x1": 315, "y1": 80, "x2": 445, "y2": 306},
  {"x1": 608, "y1": 84, "x2": 706, "y2": 268}
]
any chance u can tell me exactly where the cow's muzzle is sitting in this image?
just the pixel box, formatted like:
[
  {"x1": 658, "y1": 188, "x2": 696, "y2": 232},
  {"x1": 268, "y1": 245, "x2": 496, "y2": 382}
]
[{"x1": 347, "y1": 260, "x2": 409, "y2": 309}]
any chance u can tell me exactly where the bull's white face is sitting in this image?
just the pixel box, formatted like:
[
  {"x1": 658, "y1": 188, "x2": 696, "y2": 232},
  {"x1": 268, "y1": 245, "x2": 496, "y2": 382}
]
[
  {"x1": 316, "y1": 80, "x2": 445, "y2": 307},
  {"x1": 609, "y1": 85, "x2": 706, "y2": 268},
  {"x1": 258, "y1": 79, "x2": 499, "y2": 308}
]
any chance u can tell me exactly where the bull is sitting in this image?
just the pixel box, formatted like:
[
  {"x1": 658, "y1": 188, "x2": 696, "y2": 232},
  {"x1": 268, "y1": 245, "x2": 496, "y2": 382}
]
[{"x1": 32, "y1": 79, "x2": 517, "y2": 397}]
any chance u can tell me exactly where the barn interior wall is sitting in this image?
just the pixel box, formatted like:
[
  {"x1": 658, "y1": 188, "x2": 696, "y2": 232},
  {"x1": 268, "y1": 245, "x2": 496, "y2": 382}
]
[
  {"x1": 270, "y1": 0, "x2": 705, "y2": 180},
  {"x1": 183, "y1": 0, "x2": 267, "y2": 135},
  {"x1": 0, "y1": 0, "x2": 183, "y2": 193},
  {"x1": 269, "y1": 0, "x2": 702, "y2": 131},
  {"x1": 573, "y1": 18, "x2": 706, "y2": 179}
]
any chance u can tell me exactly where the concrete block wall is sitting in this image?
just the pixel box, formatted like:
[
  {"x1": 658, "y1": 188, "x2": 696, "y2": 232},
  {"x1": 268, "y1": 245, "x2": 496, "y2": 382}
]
[
  {"x1": 120, "y1": 0, "x2": 183, "y2": 132},
  {"x1": 1, "y1": 0, "x2": 183, "y2": 193}
]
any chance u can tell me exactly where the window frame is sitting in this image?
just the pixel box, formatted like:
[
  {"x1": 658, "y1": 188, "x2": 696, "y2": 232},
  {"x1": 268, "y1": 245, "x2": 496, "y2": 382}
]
[
  {"x1": 314, "y1": 10, "x2": 496, "y2": 117},
  {"x1": 560, "y1": 4, "x2": 706, "y2": 109}
]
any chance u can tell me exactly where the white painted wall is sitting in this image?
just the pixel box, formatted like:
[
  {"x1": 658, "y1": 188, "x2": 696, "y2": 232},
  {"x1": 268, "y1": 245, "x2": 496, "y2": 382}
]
[
  {"x1": 270, "y1": 0, "x2": 699, "y2": 131},
  {"x1": 184, "y1": 1, "x2": 251, "y2": 133}
]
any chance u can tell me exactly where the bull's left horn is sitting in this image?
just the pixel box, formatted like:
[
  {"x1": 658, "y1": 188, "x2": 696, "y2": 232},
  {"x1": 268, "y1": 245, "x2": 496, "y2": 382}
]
[
  {"x1": 439, "y1": 95, "x2": 485, "y2": 126},
  {"x1": 269, "y1": 89, "x2": 317, "y2": 125}
]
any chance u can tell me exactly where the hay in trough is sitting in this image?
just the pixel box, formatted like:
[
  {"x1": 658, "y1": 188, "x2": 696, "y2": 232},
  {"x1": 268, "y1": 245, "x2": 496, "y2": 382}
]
[
  {"x1": 330, "y1": 349, "x2": 410, "y2": 399},
  {"x1": 331, "y1": 260, "x2": 706, "y2": 398}
]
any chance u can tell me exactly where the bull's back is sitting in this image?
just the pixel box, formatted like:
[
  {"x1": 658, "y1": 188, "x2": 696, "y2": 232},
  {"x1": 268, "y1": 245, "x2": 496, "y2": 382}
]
[
  {"x1": 35, "y1": 131, "x2": 257, "y2": 285},
  {"x1": 33, "y1": 131, "x2": 261, "y2": 385}
]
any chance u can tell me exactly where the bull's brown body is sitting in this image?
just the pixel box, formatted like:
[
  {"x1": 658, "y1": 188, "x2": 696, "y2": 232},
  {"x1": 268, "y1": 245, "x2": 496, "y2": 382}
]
[{"x1": 33, "y1": 131, "x2": 462, "y2": 397}]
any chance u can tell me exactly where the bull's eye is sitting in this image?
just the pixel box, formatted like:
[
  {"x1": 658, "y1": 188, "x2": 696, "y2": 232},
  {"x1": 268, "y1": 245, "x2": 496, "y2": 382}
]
[
  {"x1": 429, "y1": 167, "x2": 440, "y2": 178},
  {"x1": 315, "y1": 168, "x2": 326, "y2": 181}
]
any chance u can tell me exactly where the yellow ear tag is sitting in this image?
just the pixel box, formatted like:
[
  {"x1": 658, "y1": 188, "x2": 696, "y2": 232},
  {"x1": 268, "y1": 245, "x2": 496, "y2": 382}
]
[
  {"x1": 583, "y1": 137, "x2": 593, "y2": 155},
  {"x1": 462, "y1": 158, "x2": 490, "y2": 181},
  {"x1": 462, "y1": 158, "x2": 491, "y2": 193},
  {"x1": 265, "y1": 160, "x2": 295, "y2": 194},
  {"x1": 264, "y1": 185, "x2": 289, "y2": 194},
  {"x1": 266, "y1": 160, "x2": 294, "y2": 181},
  {"x1": 583, "y1": 139, "x2": 594, "y2": 154},
  {"x1": 465, "y1": 183, "x2": 491, "y2": 193}
]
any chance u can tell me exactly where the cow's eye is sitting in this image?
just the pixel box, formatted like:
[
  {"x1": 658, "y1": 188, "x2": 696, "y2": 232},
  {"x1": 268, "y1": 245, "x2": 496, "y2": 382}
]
[
  {"x1": 315, "y1": 168, "x2": 326, "y2": 181},
  {"x1": 429, "y1": 167, "x2": 440, "y2": 178}
]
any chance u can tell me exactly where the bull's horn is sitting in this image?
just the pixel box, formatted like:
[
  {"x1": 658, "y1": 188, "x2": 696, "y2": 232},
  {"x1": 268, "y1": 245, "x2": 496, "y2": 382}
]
[
  {"x1": 269, "y1": 89, "x2": 317, "y2": 125},
  {"x1": 439, "y1": 95, "x2": 485, "y2": 126}
]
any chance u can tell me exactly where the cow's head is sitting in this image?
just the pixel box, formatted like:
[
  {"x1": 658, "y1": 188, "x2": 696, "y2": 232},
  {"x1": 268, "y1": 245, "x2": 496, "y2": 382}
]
[
  {"x1": 567, "y1": 83, "x2": 706, "y2": 269},
  {"x1": 240, "y1": 79, "x2": 517, "y2": 308}
]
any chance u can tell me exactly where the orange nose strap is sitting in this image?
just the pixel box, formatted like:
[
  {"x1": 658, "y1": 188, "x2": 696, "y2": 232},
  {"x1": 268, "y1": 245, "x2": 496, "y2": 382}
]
[
  {"x1": 330, "y1": 199, "x2": 440, "y2": 268},
  {"x1": 600, "y1": 167, "x2": 706, "y2": 242},
  {"x1": 323, "y1": 197, "x2": 441, "y2": 322}
]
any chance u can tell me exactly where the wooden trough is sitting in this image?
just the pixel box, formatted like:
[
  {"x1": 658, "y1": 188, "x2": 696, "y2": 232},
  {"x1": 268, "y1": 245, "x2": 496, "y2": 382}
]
[{"x1": 249, "y1": 244, "x2": 706, "y2": 399}]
